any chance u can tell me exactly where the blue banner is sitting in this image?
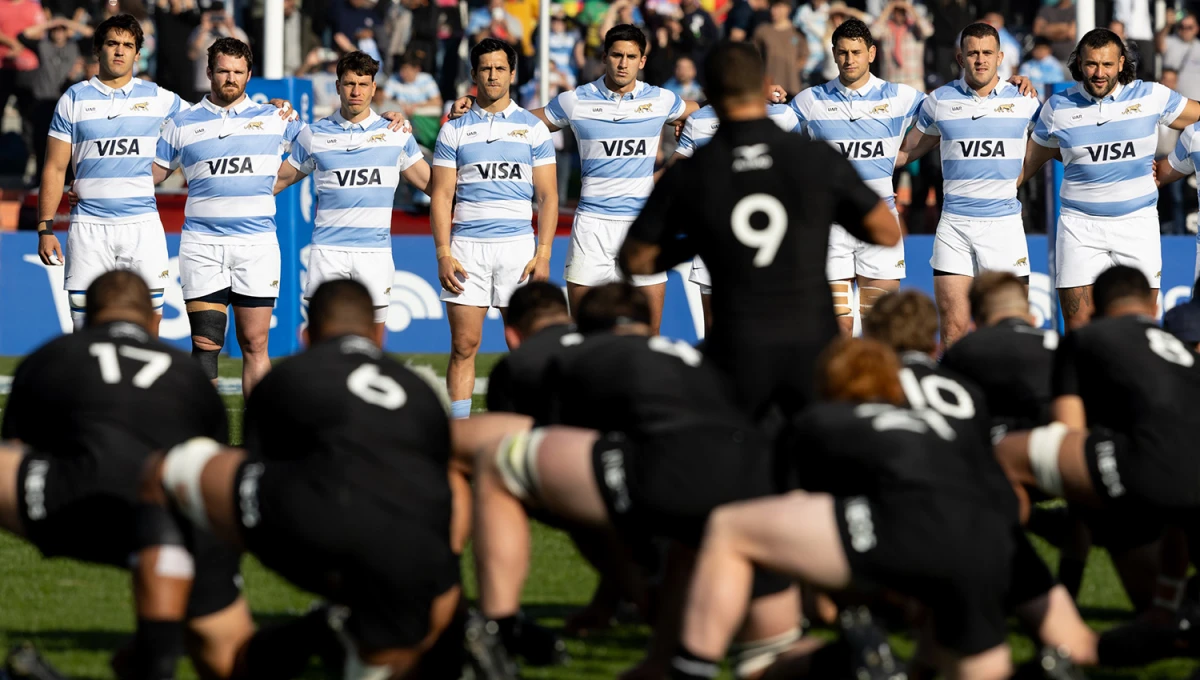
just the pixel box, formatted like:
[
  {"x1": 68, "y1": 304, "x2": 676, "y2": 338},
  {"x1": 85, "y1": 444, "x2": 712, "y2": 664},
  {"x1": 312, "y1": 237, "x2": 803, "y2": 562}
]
[{"x1": 1, "y1": 233, "x2": 1195, "y2": 356}]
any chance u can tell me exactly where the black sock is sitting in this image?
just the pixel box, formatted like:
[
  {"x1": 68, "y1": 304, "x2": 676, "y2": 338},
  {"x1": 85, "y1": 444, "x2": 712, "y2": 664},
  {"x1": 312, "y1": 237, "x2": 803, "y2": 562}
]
[
  {"x1": 1097, "y1": 622, "x2": 1181, "y2": 667},
  {"x1": 133, "y1": 619, "x2": 184, "y2": 680},
  {"x1": 1058, "y1": 555, "x2": 1087, "y2": 599},
  {"x1": 670, "y1": 645, "x2": 720, "y2": 680},
  {"x1": 242, "y1": 609, "x2": 338, "y2": 680},
  {"x1": 492, "y1": 614, "x2": 519, "y2": 647}
]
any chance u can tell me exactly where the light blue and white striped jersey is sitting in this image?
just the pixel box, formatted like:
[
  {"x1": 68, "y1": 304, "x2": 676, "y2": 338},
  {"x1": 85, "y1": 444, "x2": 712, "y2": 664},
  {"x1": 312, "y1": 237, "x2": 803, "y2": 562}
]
[
  {"x1": 155, "y1": 96, "x2": 305, "y2": 244},
  {"x1": 789, "y1": 75, "x2": 924, "y2": 208},
  {"x1": 1168, "y1": 124, "x2": 1200, "y2": 229},
  {"x1": 915, "y1": 79, "x2": 1040, "y2": 218},
  {"x1": 290, "y1": 110, "x2": 423, "y2": 251},
  {"x1": 433, "y1": 101, "x2": 555, "y2": 239},
  {"x1": 1032, "y1": 80, "x2": 1185, "y2": 219},
  {"x1": 49, "y1": 77, "x2": 184, "y2": 224},
  {"x1": 544, "y1": 78, "x2": 686, "y2": 217},
  {"x1": 675, "y1": 103, "x2": 800, "y2": 158},
  {"x1": 546, "y1": 29, "x2": 581, "y2": 81},
  {"x1": 383, "y1": 72, "x2": 441, "y2": 105}
]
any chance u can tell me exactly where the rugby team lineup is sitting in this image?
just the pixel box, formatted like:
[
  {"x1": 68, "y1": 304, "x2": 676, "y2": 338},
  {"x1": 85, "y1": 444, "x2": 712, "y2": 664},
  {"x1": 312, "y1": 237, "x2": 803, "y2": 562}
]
[{"x1": 7, "y1": 4, "x2": 1200, "y2": 680}]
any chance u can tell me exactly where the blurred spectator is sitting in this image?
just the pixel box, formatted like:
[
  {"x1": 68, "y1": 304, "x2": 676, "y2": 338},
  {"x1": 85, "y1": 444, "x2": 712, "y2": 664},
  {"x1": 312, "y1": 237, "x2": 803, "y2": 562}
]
[
  {"x1": 467, "y1": 0, "x2": 523, "y2": 47},
  {"x1": 1034, "y1": 0, "x2": 1076, "y2": 66},
  {"x1": 1110, "y1": 20, "x2": 1145, "y2": 76},
  {"x1": 1158, "y1": 68, "x2": 1186, "y2": 235},
  {"x1": 283, "y1": 0, "x2": 320, "y2": 75},
  {"x1": 297, "y1": 46, "x2": 339, "y2": 116},
  {"x1": 794, "y1": 0, "x2": 829, "y2": 83},
  {"x1": 0, "y1": 0, "x2": 43, "y2": 127},
  {"x1": 980, "y1": 12, "x2": 1020, "y2": 81},
  {"x1": 679, "y1": 0, "x2": 719, "y2": 69},
  {"x1": 663, "y1": 55, "x2": 703, "y2": 98},
  {"x1": 928, "y1": 0, "x2": 976, "y2": 87},
  {"x1": 645, "y1": 7, "x2": 686, "y2": 84},
  {"x1": 754, "y1": 0, "x2": 806, "y2": 95},
  {"x1": 330, "y1": 0, "x2": 383, "y2": 60},
  {"x1": 384, "y1": 51, "x2": 442, "y2": 146},
  {"x1": 382, "y1": 0, "x2": 413, "y2": 73},
  {"x1": 545, "y1": 4, "x2": 583, "y2": 84},
  {"x1": 725, "y1": 0, "x2": 769, "y2": 41},
  {"x1": 19, "y1": 16, "x2": 89, "y2": 180},
  {"x1": 1019, "y1": 37, "x2": 1066, "y2": 92},
  {"x1": 153, "y1": 0, "x2": 201, "y2": 96},
  {"x1": 1160, "y1": 12, "x2": 1200, "y2": 100},
  {"x1": 434, "y1": 0, "x2": 465, "y2": 95},
  {"x1": 870, "y1": 0, "x2": 932, "y2": 92},
  {"x1": 188, "y1": 6, "x2": 249, "y2": 102},
  {"x1": 1113, "y1": 0, "x2": 1153, "y2": 81},
  {"x1": 599, "y1": 0, "x2": 646, "y2": 50}
]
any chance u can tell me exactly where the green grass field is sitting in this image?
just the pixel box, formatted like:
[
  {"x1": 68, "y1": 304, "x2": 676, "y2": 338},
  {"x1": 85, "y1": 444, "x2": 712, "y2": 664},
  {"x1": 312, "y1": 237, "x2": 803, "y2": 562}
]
[{"x1": 0, "y1": 355, "x2": 1198, "y2": 679}]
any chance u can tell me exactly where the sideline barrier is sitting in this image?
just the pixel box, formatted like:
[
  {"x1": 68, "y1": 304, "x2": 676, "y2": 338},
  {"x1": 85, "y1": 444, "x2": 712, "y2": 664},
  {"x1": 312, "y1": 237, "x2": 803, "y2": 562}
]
[{"x1": 1, "y1": 233, "x2": 1195, "y2": 356}]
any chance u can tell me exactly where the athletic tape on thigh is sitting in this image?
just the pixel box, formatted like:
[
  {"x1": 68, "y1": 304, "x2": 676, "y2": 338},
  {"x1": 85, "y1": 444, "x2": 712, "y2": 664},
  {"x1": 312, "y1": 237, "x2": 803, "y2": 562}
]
[
  {"x1": 495, "y1": 428, "x2": 547, "y2": 503},
  {"x1": 730, "y1": 628, "x2": 801, "y2": 679},
  {"x1": 1028, "y1": 423, "x2": 1069, "y2": 497},
  {"x1": 68, "y1": 291, "x2": 87, "y2": 314},
  {"x1": 373, "y1": 305, "x2": 387, "y2": 324},
  {"x1": 161, "y1": 437, "x2": 223, "y2": 532},
  {"x1": 150, "y1": 288, "x2": 164, "y2": 315},
  {"x1": 830, "y1": 282, "x2": 852, "y2": 317},
  {"x1": 858, "y1": 286, "x2": 889, "y2": 318}
]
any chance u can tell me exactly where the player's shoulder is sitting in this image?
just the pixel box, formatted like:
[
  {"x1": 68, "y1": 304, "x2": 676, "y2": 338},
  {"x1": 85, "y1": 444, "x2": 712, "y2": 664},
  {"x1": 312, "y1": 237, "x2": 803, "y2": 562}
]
[
  {"x1": 509, "y1": 106, "x2": 547, "y2": 128},
  {"x1": 883, "y1": 80, "x2": 923, "y2": 104},
  {"x1": 691, "y1": 104, "x2": 719, "y2": 121}
]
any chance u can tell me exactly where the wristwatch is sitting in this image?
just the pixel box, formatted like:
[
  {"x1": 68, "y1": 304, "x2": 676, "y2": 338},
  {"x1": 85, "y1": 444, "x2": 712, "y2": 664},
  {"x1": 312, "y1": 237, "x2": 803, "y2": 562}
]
[{"x1": 36, "y1": 219, "x2": 54, "y2": 236}]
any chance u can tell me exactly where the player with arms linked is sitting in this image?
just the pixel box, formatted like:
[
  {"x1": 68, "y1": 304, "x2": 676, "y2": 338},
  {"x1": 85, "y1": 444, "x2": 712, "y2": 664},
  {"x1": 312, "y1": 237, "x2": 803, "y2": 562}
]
[{"x1": 430, "y1": 38, "x2": 559, "y2": 420}]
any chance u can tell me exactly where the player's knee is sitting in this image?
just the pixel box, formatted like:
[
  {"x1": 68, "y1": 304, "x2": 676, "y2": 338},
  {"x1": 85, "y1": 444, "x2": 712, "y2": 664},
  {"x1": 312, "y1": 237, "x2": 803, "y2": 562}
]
[
  {"x1": 150, "y1": 288, "x2": 165, "y2": 316},
  {"x1": 162, "y1": 437, "x2": 224, "y2": 532},
  {"x1": 133, "y1": 504, "x2": 195, "y2": 579},
  {"x1": 730, "y1": 628, "x2": 801, "y2": 680},
  {"x1": 1028, "y1": 423, "x2": 1069, "y2": 497},
  {"x1": 491, "y1": 428, "x2": 546, "y2": 503},
  {"x1": 858, "y1": 286, "x2": 889, "y2": 321},
  {"x1": 450, "y1": 329, "x2": 482, "y2": 360},
  {"x1": 238, "y1": 329, "x2": 269, "y2": 357},
  {"x1": 69, "y1": 291, "x2": 87, "y2": 330}
]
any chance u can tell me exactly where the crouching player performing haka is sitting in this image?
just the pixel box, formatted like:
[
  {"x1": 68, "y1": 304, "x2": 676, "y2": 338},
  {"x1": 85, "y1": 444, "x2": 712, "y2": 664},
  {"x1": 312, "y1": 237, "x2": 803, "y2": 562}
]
[
  {"x1": 469, "y1": 283, "x2": 802, "y2": 679},
  {"x1": 149, "y1": 280, "x2": 463, "y2": 679},
  {"x1": 0, "y1": 270, "x2": 251, "y2": 680}
]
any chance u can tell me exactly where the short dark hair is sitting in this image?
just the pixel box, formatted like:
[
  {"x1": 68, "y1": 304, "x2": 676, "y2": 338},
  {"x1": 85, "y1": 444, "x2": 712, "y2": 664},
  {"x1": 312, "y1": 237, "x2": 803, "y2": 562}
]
[
  {"x1": 1093, "y1": 265, "x2": 1153, "y2": 317},
  {"x1": 831, "y1": 18, "x2": 874, "y2": 51},
  {"x1": 506, "y1": 282, "x2": 570, "y2": 337},
  {"x1": 93, "y1": 14, "x2": 144, "y2": 55},
  {"x1": 471, "y1": 38, "x2": 517, "y2": 72},
  {"x1": 705, "y1": 41, "x2": 765, "y2": 107},
  {"x1": 959, "y1": 22, "x2": 1000, "y2": 50},
  {"x1": 208, "y1": 36, "x2": 254, "y2": 73},
  {"x1": 862, "y1": 290, "x2": 939, "y2": 355},
  {"x1": 604, "y1": 24, "x2": 648, "y2": 56},
  {"x1": 86, "y1": 269, "x2": 151, "y2": 326},
  {"x1": 337, "y1": 50, "x2": 379, "y2": 80},
  {"x1": 399, "y1": 51, "x2": 424, "y2": 69},
  {"x1": 969, "y1": 271, "x2": 1028, "y2": 324},
  {"x1": 307, "y1": 279, "x2": 375, "y2": 342},
  {"x1": 576, "y1": 283, "x2": 651, "y2": 333},
  {"x1": 1067, "y1": 28, "x2": 1136, "y2": 85}
]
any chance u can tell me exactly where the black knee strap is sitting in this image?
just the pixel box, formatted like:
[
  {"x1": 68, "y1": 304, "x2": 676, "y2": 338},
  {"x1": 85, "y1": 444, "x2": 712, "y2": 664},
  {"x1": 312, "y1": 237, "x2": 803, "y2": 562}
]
[
  {"x1": 188, "y1": 310, "x2": 226, "y2": 379},
  {"x1": 133, "y1": 503, "x2": 187, "y2": 552}
]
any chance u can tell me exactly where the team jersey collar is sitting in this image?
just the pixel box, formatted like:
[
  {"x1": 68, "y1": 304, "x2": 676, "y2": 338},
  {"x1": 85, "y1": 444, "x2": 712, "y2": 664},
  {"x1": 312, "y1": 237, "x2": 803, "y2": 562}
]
[
  {"x1": 1076, "y1": 81, "x2": 1125, "y2": 104},
  {"x1": 954, "y1": 76, "x2": 1009, "y2": 100},
  {"x1": 470, "y1": 100, "x2": 519, "y2": 119},
  {"x1": 593, "y1": 76, "x2": 645, "y2": 101},
  {"x1": 833, "y1": 73, "x2": 882, "y2": 98},
  {"x1": 199, "y1": 94, "x2": 256, "y2": 116},
  {"x1": 331, "y1": 108, "x2": 381, "y2": 130},
  {"x1": 87, "y1": 76, "x2": 137, "y2": 97}
]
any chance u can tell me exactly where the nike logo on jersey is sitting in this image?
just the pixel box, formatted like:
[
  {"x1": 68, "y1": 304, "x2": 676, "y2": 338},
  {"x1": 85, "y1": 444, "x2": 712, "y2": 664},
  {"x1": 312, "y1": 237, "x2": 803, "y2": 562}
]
[
  {"x1": 1096, "y1": 119, "x2": 1111, "y2": 126},
  {"x1": 971, "y1": 114, "x2": 988, "y2": 120}
]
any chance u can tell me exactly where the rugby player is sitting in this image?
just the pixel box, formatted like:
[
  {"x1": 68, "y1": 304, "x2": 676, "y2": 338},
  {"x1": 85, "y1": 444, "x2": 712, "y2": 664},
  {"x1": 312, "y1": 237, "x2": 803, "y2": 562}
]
[
  {"x1": 669, "y1": 101, "x2": 800, "y2": 330},
  {"x1": 153, "y1": 38, "x2": 304, "y2": 399},
  {"x1": 673, "y1": 339, "x2": 1020, "y2": 680},
  {"x1": 621, "y1": 41, "x2": 900, "y2": 424},
  {"x1": 151, "y1": 279, "x2": 463, "y2": 680},
  {"x1": 450, "y1": 25, "x2": 701, "y2": 333},
  {"x1": 273, "y1": 50, "x2": 432, "y2": 345},
  {"x1": 0, "y1": 270, "x2": 251, "y2": 680},
  {"x1": 37, "y1": 14, "x2": 294, "y2": 336},
  {"x1": 895, "y1": 23, "x2": 1041, "y2": 347},
  {"x1": 1019, "y1": 28, "x2": 1200, "y2": 328},
  {"x1": 1156, "y1": 125, "x2": 1200, "y2": 284},
  {"x1": 431, "y1": 38, "x2": 558, "y2": 420},
  {"x1": 469, "y1": 283, "x2": 802, "y2": 679}
]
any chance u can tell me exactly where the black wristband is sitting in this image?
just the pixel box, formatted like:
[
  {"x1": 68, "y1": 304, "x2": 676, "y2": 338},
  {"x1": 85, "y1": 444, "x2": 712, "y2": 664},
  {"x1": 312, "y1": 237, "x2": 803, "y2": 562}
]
[{"x1": 37, "y1": 219, "x2": 54, "y2": 235}]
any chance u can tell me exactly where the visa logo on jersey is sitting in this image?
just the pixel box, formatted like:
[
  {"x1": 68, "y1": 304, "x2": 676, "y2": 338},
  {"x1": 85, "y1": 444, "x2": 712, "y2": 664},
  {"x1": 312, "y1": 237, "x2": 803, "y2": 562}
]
[
  {"x1": 206, "y1": 157, "x2": 255, "y2": 175},
  {"x1": 477, "y1": 162, "x2": 524, "y2": 180},
  {"x1": 600, "y1": 139, "x2": 648, "y2": 156},
  {"x1": 837, "y1": 140, "x2": 885, "y2": 158},
  {"x1": 956, "y1": 140, "x2": 1007, "y2": 157},
  {"x1": 1086, "y1": 141, "x2": 1136, "y2": 162},
  {"x1": 333, "y1": 168, "x2": 382, "y2": 186},
  {"x1": 95, "y1": 139, "x2": 141, "y2": 156}
]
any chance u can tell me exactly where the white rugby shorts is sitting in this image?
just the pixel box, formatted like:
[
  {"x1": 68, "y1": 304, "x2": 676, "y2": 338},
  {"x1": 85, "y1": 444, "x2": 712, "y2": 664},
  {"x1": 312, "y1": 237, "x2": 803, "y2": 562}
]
[
  {"x1": 63, "y1": 218, "x2": 171, "y2": 291},
  {"x1": 304, "y1": 247, "x2": 396, "y2": 323},
  {"x1": 1055, "y1": 212, "x2": 1161, "y2": 289},
  {"x1": 826, "y1": 218, "x2": 907, "y2": 282},
  {"x1": 179, "y1": 239, "x2": 282, "y2": 300},
  {"x1": 565, "y1": 212, "x2": 669, "y2": 287},
  {"x1": 439, "y1": 235, "x2": 534, "y2": 308},
  {"x1": 930, "y1": 212, "x2": 1031, "y2": 277},
  {"x1": 688, "y1": 256, "x2": 711, "y2": 295}
]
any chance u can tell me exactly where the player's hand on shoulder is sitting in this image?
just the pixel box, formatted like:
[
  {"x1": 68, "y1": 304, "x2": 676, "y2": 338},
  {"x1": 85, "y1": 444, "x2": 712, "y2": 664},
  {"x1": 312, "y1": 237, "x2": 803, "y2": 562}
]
[
  {"x1": 1008, "y1": 75, "x2": 1037, "y2": 98},
  {"x1": 381, "y1": 110, "x2": 411, "y2": 132},
  {"x1": 268, "y1": 98, "x2": 298, "y2": 120},
  {"x1": 765, "y1": 83, "x2": 787, "y2": 104},
  {"x1": 437, "y1": 252, "x2": 468, "y2": 293},
  {"x1": 448, "y1": 96, "x2": 474, "y2": 120}
]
